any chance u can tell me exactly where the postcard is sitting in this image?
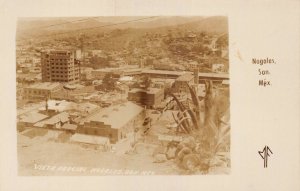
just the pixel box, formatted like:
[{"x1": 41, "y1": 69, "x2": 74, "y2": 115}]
[{"x1": 0, "y1": 0, "x2": 299, "y2": 190}]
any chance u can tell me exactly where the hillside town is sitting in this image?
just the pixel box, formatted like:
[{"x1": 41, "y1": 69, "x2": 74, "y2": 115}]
[{"x1": 16, "y1": 16, "x2": 230, "y2": 175}]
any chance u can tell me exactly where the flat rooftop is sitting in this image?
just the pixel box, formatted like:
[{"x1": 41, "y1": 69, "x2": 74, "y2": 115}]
[
  {"x1": 198, "y1": 72, "x2": 229, "y2": 79},
  {"x1": 85, "y1": 101, "x2": 144, "y2": 129},
  {"x1": 176, "y1": 73, "x2": 194, "y2": 82},
  {"x1": 91, "y1": 68, "x2": 229, "y2": 80},
  {"x1": 19, "y1": 111, "x2": 48, "y2": 124},
  {"x1": 26, "y1": 82, "x2": 61, "y2": 90},
  {"x1": 93, "y1": 65, "x2": 140, "y2": 72},
  {"x1": 142, "y1": 69, "x2": 187, "y2": 76},
  {"x1": 34, "y1": 112, "x2": 69, "y2": 127},
  {"x1": 129, "y1": 88, "x2": 162, "y2": 94}
]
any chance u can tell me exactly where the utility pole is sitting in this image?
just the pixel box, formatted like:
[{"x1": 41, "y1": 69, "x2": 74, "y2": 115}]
[{"x1": 78, "y1": 33, "x2": 85, "y2": 82}]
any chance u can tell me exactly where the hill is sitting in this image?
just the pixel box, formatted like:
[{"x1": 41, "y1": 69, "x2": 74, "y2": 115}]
[{"x1": 17, "y1": 16, "x2": 228, "y2": 40}]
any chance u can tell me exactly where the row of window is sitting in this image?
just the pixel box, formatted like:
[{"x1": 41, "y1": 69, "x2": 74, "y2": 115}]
[
  {"x1": 50, "y1": 75, "x2": 78, "y2": 78},
  {"x1": 50, "y1": 59, "x2": 69, "y2": 61},
  {"x1": 49, "y1": 62, "x2": 73, "y2": 66},
  {"x1": 51, "y1": 67, "x2": 74, "y2": 70},
  {"x1": 52, "y1": 72, "x2": 79, "y2": 75},
  {"x1": 52, "y1": 79, "x2": 72, "y2": 82},
  {"x1": 51, "y1": 70, "x2": 77, "y2": 73},
  {"x1": 24, "y1": 90, "x2": 49, "y2": 95},
  {"x1": 51, "y1": 71, "x2": 69, "y2": 74}
]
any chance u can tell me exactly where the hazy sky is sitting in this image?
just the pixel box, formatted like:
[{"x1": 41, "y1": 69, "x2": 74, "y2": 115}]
[{"x1": 19, "y1": 16, "x2": 205, "y2": 23}]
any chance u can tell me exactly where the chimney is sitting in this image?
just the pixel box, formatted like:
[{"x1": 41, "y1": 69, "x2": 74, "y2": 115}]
[
  {"x1": 194, "y1": 69, "x2": 199, "y2": 85},
  {"x1": 45, "y1": 98, "x2": 48, "y2": 112}
]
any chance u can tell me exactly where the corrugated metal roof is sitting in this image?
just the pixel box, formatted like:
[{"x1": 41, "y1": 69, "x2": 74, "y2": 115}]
[{"x1": 34, "y1": 112, "x2": 69, "y2": 127}]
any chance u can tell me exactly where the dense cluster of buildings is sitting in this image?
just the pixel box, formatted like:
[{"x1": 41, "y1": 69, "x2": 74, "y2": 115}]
[
  {"x1": 17, "y1": 99, "x2": 145, "y2": 145},
  {"x1": 17, "y1": 56, "x2": 229, "y2": 146},
  {"x1": 16, "y1": 27, "x2": 229, "y2": 148}
]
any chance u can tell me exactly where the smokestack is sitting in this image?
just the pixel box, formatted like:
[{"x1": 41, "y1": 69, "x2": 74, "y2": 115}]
[
  {"x1": 45, "y1": 97, "x2": 48, "y2": 112},
  {"x1": 194, "y1": 69, "x2": 199, "y2": 85}
]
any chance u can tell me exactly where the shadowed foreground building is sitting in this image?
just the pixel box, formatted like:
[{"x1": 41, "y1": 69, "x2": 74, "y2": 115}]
[{"x1": 127, "y1": 88, "x2": 164, "y2": 109}]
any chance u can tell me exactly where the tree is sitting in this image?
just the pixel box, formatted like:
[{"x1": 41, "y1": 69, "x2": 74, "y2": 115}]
[
  {"x1": 90, "y1": 56, "x2": 109, "y2": 68},
  {"x1": 216, "y1": 34, "x2": 228, "y2": 49},
  {"x1": 140, "y1": 75, "x2": 151, "y2": 89},
  {"x1": 101, "y1": 73, "x2": 117, "y2": 91}
]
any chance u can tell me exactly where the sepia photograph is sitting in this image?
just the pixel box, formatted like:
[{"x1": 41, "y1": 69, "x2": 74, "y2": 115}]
[
  {"x1": 1, "y1": 0, "x2": 299, "y2": 190},
  {"x1": 16, "y1": 16, "x2": 230, "y2": 175}
]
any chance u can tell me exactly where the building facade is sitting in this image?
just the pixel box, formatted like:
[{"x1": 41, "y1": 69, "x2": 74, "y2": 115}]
[
  {"x1": 41, "y1": 50, "x2": 80, "y2": 83},
  {"x1": 23, "y1": 82, "x2": 63, "y2": 101},
  {"x1": 128, "y1": 88, "x2": 164, "y2": 108},
  {"x1": 77, "y1": 102, "x2": 145, "y2": 143}
]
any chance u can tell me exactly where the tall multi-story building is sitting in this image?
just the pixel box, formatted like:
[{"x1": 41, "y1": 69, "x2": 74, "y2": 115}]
[{"x1": 41, "y1": 50, "x2": 80, "y2": 83}]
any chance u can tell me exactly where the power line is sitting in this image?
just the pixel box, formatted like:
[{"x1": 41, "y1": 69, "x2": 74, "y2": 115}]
[
  {"x1": 17, "y1": 16, "x2": 158, "y2": 43},
  {"x1": 18, "y1": 17, "x2": 101, "y2": 31},
  {"x1": 17, "y1": 17, "x2": 101, "y2": 42}
]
